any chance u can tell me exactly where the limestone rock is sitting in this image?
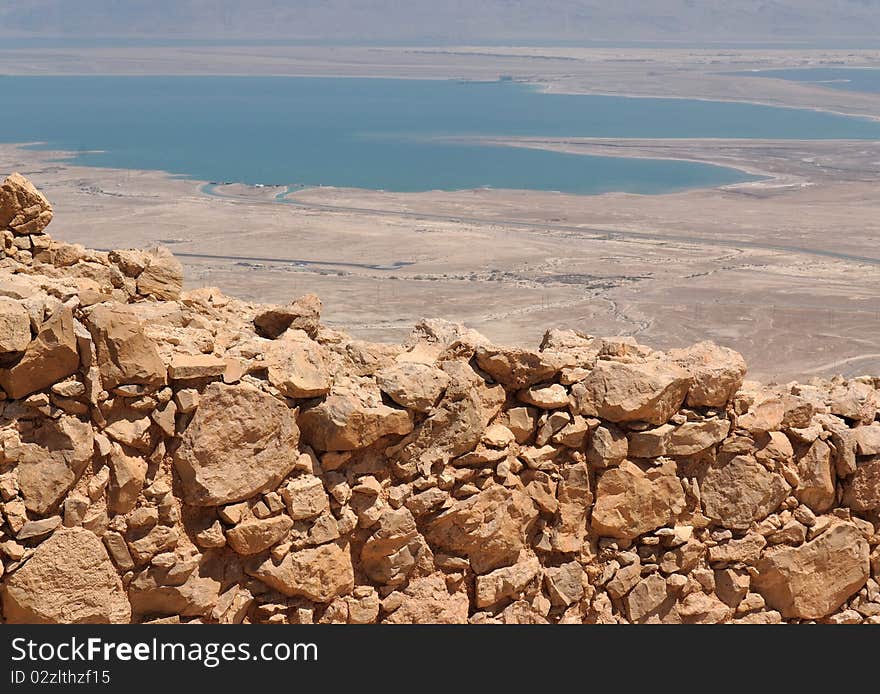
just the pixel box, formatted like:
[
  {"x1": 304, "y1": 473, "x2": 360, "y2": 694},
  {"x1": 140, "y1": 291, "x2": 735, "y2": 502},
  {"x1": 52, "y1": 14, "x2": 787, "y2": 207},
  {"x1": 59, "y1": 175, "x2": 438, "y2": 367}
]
[
  {"x1": 699, "y1": 455, "x2": 791, "y2": 531},
  {"x1": 173, "y1": 382, "x2": 299, "y2": 505},
  {"x1": 376, "y1": 361, "x2": 450, "y2": 412},
  {"x1": 753, "y1": 522, "x2": 870, "y2": 619},
  {"x1": 474, "y1": 346, "x2": 560, "y2": 388},
  {"x1": 266, "y1": 339, "x2": 332, "y2": 399},
  {"x1": 360, "y1": 507, "x2": 421, "y2": 586},
  {"x1": 668, "y1": 341, "x2": 747, "y2": 408},
  {"x1": 136, "y1": 247, "x2": 183, "y2": 300},
  {"x1": 2, "y1": 528, "x2": 130, "y2": 623},
  {"x1": 167, "y1": 353, "x2": 227, "y2": 380},
  {"x1": 248, "y1": 542, "x2": 354, "y2": 602},
  {"x1": 843, "y1": 456, "x2": 880, "y2": 512},
  {"x1": 572, "y1": 359, "x2": 692, "y2": 425},
  {"x1": 794, "y1": 438, "x2": 836, "y2": 513},
  {"x1": 0, "y1": 305, "x2": 79, "y2": 399},
  {"x1": 107, "y1": 448, "x2": 147, "y2": 514},
  {"x1": 299, "y1": 391, "x2": 412, "y2": 451},
  {"x1": 128, "y1": 557, "x2": 223, "y2": 618},
  {"x1": 84, "y1": 304, "x2": 166, "y2": 390},
  {"x1": 17, "y1": 415, "x2": 93, "y2": 515},
  {"x1": 0, "y1": 296, "x2": 31, "y2": 359},
  {"x1": 254, "y1": 294, "x2": 322, "y2": 339},
  {"x1": 227, "y1": 515, "x2": 294, "y2": 555},
  {"x1": 426, "y1": 485, "x2": 538, "y2": 574},
  {"x1": 383, "y1": 574, "x2": 469, "y2": 624},
  {"x1": 0, "y1": 172, "x2": 53, "y2": 235},
  {"x1": 475, "y1": 555, "x2": 542, "y2": 608},
  {"x1": 592, "y1": 460, "x2": 685, "y2": 540},
  {"x1": 282, "y1": 475, "x2": 330, "y2": 520}
]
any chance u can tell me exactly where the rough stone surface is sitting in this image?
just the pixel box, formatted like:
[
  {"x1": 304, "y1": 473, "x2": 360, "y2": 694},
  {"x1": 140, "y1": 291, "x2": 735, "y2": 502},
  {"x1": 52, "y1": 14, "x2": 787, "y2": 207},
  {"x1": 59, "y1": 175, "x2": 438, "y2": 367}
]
[
  {"x1": 2, "y1": 528, "x2": 130, "y2": 623},
  {"x1": 753, "y1": 523, "x2": 870, "y2": 619},
  {"x1": 173, "y1": 382, "x2": 299, "y2": 505},
  {"x1": 1, "y1": 178, "x2": 878, "y2": 625}
]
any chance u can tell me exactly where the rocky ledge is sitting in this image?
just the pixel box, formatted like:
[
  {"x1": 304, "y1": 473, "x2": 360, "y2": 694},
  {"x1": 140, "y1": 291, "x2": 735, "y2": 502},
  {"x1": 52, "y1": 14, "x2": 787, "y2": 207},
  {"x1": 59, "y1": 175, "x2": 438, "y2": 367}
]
[{"x1": 0, "y1": 173, "x2": 878, "y2": 624}]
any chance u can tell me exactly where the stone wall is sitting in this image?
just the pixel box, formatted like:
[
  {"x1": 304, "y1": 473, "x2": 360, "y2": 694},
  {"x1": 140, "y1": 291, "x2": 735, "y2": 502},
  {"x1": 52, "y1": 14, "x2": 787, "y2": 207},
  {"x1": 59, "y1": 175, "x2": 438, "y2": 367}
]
[{"x1": 1, "y1": 173, "x2": 878, "y2": 624}]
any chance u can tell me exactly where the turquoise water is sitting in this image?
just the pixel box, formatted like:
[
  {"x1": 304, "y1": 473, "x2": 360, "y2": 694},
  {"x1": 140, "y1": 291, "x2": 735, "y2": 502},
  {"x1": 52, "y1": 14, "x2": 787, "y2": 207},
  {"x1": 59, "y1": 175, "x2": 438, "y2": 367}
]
[
  {"x1": 2, "y1": 76, "x2": 880, "y2": 193},
  {"x1": 738, "y1": 68, "x2": 880, "y2": 94}
]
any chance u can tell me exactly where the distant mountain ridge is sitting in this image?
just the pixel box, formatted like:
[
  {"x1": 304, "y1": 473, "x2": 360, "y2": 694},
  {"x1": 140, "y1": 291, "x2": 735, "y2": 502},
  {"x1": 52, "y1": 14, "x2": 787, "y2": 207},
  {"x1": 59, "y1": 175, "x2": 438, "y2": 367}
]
[{"x1": 1, "y1": 0, "x2": 880, "y2": 43}]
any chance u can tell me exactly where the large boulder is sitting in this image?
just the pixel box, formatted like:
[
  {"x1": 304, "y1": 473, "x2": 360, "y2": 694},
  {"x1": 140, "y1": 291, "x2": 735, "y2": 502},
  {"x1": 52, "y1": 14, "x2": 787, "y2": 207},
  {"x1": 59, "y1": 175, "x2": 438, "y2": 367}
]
[
  {"x1": 2, "y1": 527, "x2": 131, "y2": 623},
  {"x1": 591, "y1": 460, "x2": 685, "y2": 540},
  {"x1": 753, "y1": 522, "x2": 870, "y2": 619},
  {"x1": 265, "y1": 338, "x2": 332, "y2": 399},
  {"x1": 699, "y1": 454, "x2": 791, "y2": 531},
  {"x1": 83, "y1": 303, "x2": 167, "y2": 390},
  {"x1": 136, "y1": 246, "x2": 183, "y2": 300},
  {"x1": 0, "y1": 172, "x2": 53, "y2": 235},
  {"x1": 254, "y1": 294, "x2": 322, "y2": 339},
  {"x1": 474, "y1": 345, "x2": 560, "y2": 388},
  {"x1": 173, "y1": 382, "x2": 299, "y2": 505},
  {"x1": 376, "y1": 361, "x2": 450, "y2": 412},
  {"x1": 572, "y1": 359, "x2": 691, "y2": 425},
  {"x1": 17, "y1": 415, "x2": 94, "y2": 515},
  {"x1": 0, "y1": 305, "x2": 79, "y2": 399},
  {"x1": 667, "y1": 341, "x2": 747, "y2": 408},
  {"x1": 298, "y1": 391, "x2": 412, "y2": 451},
  {"x1": 426, "y1": 485, "x2": 538, "y2": 574}
]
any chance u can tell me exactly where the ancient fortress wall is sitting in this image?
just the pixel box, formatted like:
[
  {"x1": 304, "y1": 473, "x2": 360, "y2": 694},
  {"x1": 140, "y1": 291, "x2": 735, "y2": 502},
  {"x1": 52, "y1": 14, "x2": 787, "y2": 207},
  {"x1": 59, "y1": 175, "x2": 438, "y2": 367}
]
[{"x1": 1, "y1": 173, "x2": 878, "y2": 624}]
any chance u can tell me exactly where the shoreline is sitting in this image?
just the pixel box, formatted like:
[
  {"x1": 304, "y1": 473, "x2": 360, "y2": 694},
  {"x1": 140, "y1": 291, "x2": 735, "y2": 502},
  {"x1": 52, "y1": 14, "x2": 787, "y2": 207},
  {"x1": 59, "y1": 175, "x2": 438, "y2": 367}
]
[{"x1": 4, "y1": 141, "x2": 880, "y2": 382}]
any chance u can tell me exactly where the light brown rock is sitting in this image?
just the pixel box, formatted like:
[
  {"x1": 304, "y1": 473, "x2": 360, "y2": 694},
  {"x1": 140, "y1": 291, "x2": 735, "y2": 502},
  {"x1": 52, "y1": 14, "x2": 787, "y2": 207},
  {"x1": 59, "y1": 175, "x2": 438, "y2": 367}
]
[
  {"x1": 700, "y1": 454, "x2": 791, "y2": 531},
  {"x1": 0, "y1": 305, "x2": 79, "y2": 399},
  {"x1": 254, "y1": 294, "x2": 322, "y2": 339},
  {"x1": 474, "y1": 346, "x2": 559, "y2": 388},
  {"x1": 0, "y1": 296, "x2": 31, "y2": 358},
  {"x1": 227, "y1": 515, "x2": 294, "y2": 555},
  {"x1": 426, "y1": 485, "x2": 538, "y2": 574},
  {"x1": 84, "y1": 304, "x2": 166, "y2": 390},
  {"x1": 383, "y1": 574, "x2": 469, "y2": 624},
  {"x1": 591, "y1": 460, "x2": 685, "y2": 540},
  {"x1": 795, "y1": 438, "x2": 836, "y2": 513},
  {"x1": 167, "y1": 353, "x2": 227, "y2": 380},
  {"x1": 668, "y1": 341, "x2": 747, "y2": 408},
  {"x1": 753, "y1": 522, "x2": 870, "y2": 619},
  {"x1": 136, "y1": 246, "x2": 183, "y2": 300},
  {"x1": 299, "y1": 391, "x2": 412, "y2": 451},
  {"x1": 0, "y1": 172, "x2": 53, "y2": 235},
  {"x1": 572, "y1": 359, "x2": 692, "y2": 425},
  {"x1": 248, "y1": 542, "x2": 354, "y2": 602},
  {"x1": 266, "y1": 339, "x2": 332, "y2": 398},
  {"x1": 282, "y1": 475, "x2": 330, "y2": 520},
  {"x1": 475, "y1": 555, "x2": 542, "y2": 608},
  {"x1": 107, "y1": 448, "x2": 147, "y2": 515},
  {"x1": 2, "y1": 527, "x2": 130, "y2": 623},
  {"x1": 17, "y1": 415, "x2": 93, "y2": 515},
  {"x1": 843, "y1": 456, "x2": 880, "y2": 512},
  {"x1": 376, "y1": 361, "x2": 450, "y2": 412},
  {"x1": 173, "y1": 382, "x2": 299, "y2": 505}
]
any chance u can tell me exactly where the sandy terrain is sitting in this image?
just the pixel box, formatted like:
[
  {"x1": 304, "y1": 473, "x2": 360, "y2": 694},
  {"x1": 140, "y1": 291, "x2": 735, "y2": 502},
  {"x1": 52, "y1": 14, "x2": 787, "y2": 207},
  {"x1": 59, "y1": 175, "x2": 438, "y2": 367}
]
[{"x1": 3, "y1": 136, "x2": 879, "y2": 384}]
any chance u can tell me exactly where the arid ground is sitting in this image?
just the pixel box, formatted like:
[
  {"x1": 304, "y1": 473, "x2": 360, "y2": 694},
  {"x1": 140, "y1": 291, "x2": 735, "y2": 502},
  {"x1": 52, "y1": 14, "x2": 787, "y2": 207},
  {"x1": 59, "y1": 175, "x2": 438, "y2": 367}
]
[{"x1": 2, "y1": 45, "x2": 879, "y2": 381}]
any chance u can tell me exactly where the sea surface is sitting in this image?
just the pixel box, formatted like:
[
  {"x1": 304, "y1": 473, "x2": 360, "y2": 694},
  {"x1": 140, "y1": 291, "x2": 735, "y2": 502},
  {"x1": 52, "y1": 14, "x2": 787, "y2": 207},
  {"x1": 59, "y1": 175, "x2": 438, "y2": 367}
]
[
  {"x1": 738, "y1": 67, "x2": 880, "y2": 94},
  {"x1": 2, "y1": 76, "x2": 880, "y2": 194}
]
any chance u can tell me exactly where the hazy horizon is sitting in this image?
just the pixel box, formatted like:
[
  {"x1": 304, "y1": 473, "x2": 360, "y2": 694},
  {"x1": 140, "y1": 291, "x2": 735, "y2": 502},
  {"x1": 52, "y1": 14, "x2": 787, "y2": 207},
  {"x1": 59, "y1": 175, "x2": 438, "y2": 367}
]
[{"x1": 2, "y1": 1, "x2": 880, "y2": 44}]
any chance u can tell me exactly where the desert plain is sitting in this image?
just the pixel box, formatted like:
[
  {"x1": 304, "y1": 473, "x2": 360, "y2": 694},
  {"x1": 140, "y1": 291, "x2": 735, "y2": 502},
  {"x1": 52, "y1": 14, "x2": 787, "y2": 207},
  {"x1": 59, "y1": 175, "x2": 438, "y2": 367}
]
[{"x1": 1, "y1": 43, "x2": 879, "y2": 381}]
